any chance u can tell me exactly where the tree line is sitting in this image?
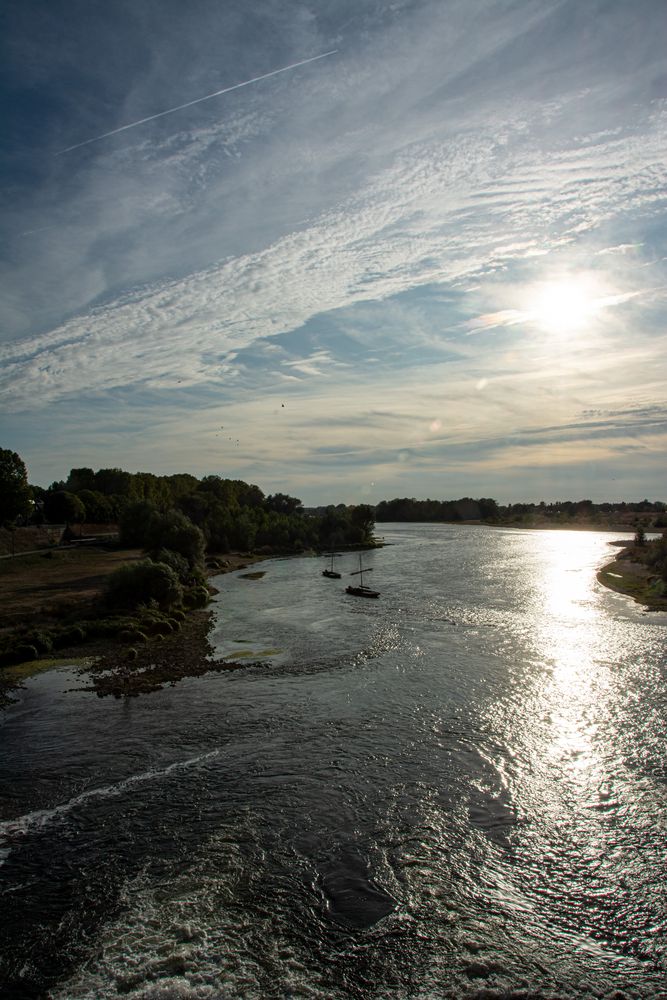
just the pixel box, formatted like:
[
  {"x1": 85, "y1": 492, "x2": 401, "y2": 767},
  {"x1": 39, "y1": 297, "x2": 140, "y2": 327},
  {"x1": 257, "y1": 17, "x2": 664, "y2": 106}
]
[
  {"x1": 375, "y1": 496, "x2": 666, "y2": 526},
  {"x1": 2, "y1": 448, "x2": 665, "y2": 555},
  {"x1": 375, "y1": 497, "x2": 500, "y2": 522},
  {"x1": 0, "y1": 449, "x2": 376, "y2": 556}
]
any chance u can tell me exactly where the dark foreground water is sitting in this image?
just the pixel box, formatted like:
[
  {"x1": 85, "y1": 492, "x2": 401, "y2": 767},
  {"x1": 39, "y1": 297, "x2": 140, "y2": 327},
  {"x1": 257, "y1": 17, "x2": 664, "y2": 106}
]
[{"x1": 1, "y1": 525, "x2": 666, "y2": 999}]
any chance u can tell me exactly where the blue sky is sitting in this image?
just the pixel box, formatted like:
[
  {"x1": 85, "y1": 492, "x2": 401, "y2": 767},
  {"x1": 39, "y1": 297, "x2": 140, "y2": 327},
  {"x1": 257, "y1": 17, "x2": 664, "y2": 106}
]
[{"x1": 1, "y1": 0, "x2": 666, "y2": 504}]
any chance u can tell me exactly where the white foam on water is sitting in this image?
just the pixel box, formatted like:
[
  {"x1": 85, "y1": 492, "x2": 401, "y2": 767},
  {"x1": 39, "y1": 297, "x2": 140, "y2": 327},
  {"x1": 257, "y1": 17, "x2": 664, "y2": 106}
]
[
  {"x1": 0, "y1": 749, "x2": 220, "y2": 864},
  {"x1": 49, "y1": 820, "x2": 333, "y2": 1000},
  {"x1": 120, "y1": 981, "x2": 218, "y2": 1000}
]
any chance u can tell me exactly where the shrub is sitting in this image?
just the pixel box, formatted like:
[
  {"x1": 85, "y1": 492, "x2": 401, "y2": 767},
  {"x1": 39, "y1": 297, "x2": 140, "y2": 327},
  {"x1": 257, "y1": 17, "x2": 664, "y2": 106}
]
[
  {"x1": 184, "y1": 584, "x2": 210, "y2": 609},
  {"x1": 148, "y1": 511, "x2": 206, "y2": 569},
  {"x1": 0, "y1": 644, "x2": 39, "y2": 667},
  {"x1": 152, "y1": 547, "x2": 190, "y2": 583},
  {"x1": 105, "y1": 559, "x2": 183, "y2": 611},
  {"x1": 20, "y1": 644, "x2": 39, "y2": 662},
  {"x1": 118, "y1": 500, "x2": 159, "y2": 547},
  {"x1": 52, "y1": 625, "x2": 86, "y2": 649},
  {"x1": 119, "y1": 628, "x2": 148, "y2": 643},
  {"x1": 84, "y1": 616, "x2": 136, "y2": 638},
  {"x1": 43, "y1": 490, "x2": 85, "y2": 525},
  {"x1": 645, "y1": 534, "x2": 667, "y2": 582},
  {"x1": 22, "y1": 630, "x2": 53, "y2": 654},
  {"x1": 146, "y1": 620, "x2": 174, "y2": 637}
]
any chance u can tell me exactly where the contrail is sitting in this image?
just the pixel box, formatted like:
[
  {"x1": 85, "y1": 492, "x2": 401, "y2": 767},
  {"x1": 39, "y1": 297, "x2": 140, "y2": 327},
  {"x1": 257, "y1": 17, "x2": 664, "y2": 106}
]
[{"x1": 56, "y1": 49, "x2": 338, "y2": 155}]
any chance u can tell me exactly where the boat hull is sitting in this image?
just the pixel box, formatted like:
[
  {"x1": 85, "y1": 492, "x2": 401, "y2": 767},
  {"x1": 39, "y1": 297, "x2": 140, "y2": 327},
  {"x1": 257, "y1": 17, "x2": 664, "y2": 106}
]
[
  {"x1": 346, "y1": 585, "x2": 380, "y2": 598},
  {"x1": 322, "y1": 570, "x2": 342, "y2": 579}
]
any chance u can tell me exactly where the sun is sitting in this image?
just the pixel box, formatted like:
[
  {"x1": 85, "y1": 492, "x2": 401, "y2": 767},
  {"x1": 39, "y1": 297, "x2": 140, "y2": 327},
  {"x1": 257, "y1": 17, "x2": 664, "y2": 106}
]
[{"x1": 527, "y1": 277, "x2": 599, "y2": 334}]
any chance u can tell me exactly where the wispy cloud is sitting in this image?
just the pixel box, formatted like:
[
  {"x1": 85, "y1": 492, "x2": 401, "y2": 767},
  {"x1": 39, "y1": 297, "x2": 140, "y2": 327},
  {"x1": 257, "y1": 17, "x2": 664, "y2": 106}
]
[
  {"x1": 596, "y1": 243, "x2": 643, "y2": 256},
  {"x1": 2, "y1": 0, "x2": 667, "y2": 499},
  {"x1": 280, "y1": 350, "x2": 346, "y2": 378},
  {"x1": 465, "y1": 310, "x2": 530, "y2": 333}
]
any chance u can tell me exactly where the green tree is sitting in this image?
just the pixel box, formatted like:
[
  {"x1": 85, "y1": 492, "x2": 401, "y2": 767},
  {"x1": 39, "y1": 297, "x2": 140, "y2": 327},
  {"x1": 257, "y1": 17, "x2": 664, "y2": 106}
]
[
  {"x1": 119, "y1": 500, "x2": 159, "y2": 546},
  {"x1": 43, "y1": 490, "x2": 86, "y2": 525},
  {"x1": 105, "y1": 559, "x2": 183, "y2": 610},
  {"x1": 65, "y1": 468, "x2": 96, "y2": 493},
  {"x1": 94, "y1": 468, "x2": 135, "y2": 498},
  {"x1": 77, "y1": 489, "x2": 114, "y2": 523},
  {"x1": 318, "y1": 506, "x2": 350, "y2": 548},
  {"x1": 265, "y1": 493, "x2": 304, "y2": 515},
  {"x1": 147, "y1": 510, "x2": 206, "y2": 569},
  {"x1": 350, "y1": 503, "x2": 376, "y2": 543},
  {"x1": 0, "y1": 448, "x2": 31, "y2": 523}
]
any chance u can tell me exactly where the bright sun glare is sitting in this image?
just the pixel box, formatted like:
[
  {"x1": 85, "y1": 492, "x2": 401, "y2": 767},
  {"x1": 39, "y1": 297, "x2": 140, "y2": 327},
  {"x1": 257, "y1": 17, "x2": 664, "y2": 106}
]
[{"x1": 528, "y1": 277, "x2": 600, "y2": 334}]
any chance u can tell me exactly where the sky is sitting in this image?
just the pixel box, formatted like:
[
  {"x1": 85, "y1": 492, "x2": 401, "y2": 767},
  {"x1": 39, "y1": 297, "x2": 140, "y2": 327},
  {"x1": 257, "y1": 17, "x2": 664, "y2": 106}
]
[{"x1": 1, "y1": 0, "x2": 666, "y2": 505}]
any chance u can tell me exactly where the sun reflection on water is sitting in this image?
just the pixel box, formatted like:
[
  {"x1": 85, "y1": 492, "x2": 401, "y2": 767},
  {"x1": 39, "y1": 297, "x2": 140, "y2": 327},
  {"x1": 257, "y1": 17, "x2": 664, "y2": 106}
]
[
  {"x1": 524, "y1": 533, "x2": 616, "y2": 791},
  {"x1": 473, "y1": 530, "x2": 667, "y2": 969}
]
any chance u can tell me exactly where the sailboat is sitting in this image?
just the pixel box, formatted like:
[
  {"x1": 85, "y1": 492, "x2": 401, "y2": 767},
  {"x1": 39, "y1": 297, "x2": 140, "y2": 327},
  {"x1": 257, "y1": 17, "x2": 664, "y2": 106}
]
[
  {"x1": 346, "y1": 553, "x2": 380, "y2": 598},
  {"x1": 322, "y1": 552, "x2": 341, "y2": 579}
]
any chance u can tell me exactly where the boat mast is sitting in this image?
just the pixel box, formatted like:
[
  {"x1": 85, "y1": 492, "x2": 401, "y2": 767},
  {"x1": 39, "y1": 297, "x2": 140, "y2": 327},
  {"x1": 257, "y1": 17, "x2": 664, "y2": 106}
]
[{"x1": 349, "y1": 553, "x2": 373, "y2": 588}]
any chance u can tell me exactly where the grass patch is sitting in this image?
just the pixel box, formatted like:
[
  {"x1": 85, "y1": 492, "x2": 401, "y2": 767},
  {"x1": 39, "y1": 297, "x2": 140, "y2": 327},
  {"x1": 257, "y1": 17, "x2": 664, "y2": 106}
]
[
  {"x1": 0, "y1": 656, "x2": 95, "y2": 709},
  {"x1": 221, "y1": 647, "x2": 280, "y2": 659},
  {"x1": 2, "y1": 655, "x2": 95, "y2": 682},
  {"x1": 597, "y1": 557, "x2": 667, "y2": 610}
]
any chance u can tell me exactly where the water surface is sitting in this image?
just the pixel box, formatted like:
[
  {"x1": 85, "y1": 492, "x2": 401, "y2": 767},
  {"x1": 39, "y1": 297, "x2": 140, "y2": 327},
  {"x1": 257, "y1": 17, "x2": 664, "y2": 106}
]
[{"x1": 1, "y1": 525, "x2": 666, "y2": 998}]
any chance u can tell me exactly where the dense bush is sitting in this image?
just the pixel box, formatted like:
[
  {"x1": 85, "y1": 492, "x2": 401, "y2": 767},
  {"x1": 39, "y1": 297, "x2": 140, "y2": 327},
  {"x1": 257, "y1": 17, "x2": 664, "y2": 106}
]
[
  {"x1": 119, "y1": 500, "x2": 159, "y2": 547},
  {"x1": 151, "y1": 547, "x2": 191, "y2": 583},
  {"x1": 0, "y1": 644, "x2": 39, "y2": 667},
  {"x1": 645, "y1": 534, "x2": 667, "y2": 582},
  {"x1": 77, "y1": 489, "x2": 114, "y2": 523},
  {"x1": 52, "y1": 625, "x2": 87, "y2": 649},
  {"x1": 145, "y1": 620, "x2": 174, "y2": 637},
  {"x1": 184, "y1": 584, "x2": 210, "y2": 609},
  {"x1": 105, "y1": 559, "x2": 183, "y2": 611},
  {"x1": 83, "y1": 617, "x2": 134, "y2": 639},
  {"x1": 147, "y1": 511, "x2": 205, "y2": 568},
  {"x1": 119, "y1": 628, "x2": 148, "y2": 643},
  {"x1": 22, "y1": 630, "x2": 53, "y2": 654},
  {"x1": 43, "y1": 490, "x2": 86, "y2": 525}
]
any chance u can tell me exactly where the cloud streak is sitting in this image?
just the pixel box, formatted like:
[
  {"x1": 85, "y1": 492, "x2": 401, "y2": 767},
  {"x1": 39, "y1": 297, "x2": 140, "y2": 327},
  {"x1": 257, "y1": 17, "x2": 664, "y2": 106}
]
[{"x1": 56, "y1": 49, "x2": 338, "y2": 155}]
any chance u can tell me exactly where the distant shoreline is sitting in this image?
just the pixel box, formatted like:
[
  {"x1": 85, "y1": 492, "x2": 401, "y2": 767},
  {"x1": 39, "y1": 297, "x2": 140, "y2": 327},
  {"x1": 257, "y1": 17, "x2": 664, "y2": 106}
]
[
  {"x1": 486, "y1": 521, "x2": 637, "y2": 533},
  {"x1": 379, "y1": 519, "x2": 639, "y2": 533}
]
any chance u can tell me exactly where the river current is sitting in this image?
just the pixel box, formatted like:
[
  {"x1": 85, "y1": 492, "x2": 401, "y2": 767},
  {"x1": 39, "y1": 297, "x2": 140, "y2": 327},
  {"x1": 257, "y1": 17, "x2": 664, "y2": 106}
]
[{"x1": 1, "y1": 524, "x2": 666, "y2": 999}]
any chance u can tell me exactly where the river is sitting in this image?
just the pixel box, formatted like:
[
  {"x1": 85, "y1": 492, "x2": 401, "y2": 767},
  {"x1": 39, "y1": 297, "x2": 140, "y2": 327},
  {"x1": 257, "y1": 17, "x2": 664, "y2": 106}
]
[{"x1": 1, "y1": 524, "x2": 666, "y2": 999}]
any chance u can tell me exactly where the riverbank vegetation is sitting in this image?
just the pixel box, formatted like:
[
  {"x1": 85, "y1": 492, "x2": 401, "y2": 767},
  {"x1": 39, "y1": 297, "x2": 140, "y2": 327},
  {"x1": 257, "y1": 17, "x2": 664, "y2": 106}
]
[
  {"x1": 375, "y1": 495, "x2": 666, "y2": 530},
  {"x1": 0, "y1": 453, "x2": 378, "y2": 703},
  {"x1": 597, "y1": 531, "x2": 667, "y2": 611},
  {"x1": 0, "y1": 547, "x2": 263, "y2": 706}
]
